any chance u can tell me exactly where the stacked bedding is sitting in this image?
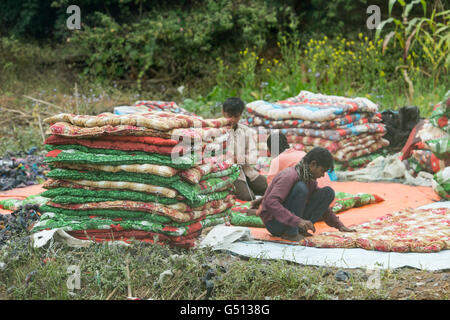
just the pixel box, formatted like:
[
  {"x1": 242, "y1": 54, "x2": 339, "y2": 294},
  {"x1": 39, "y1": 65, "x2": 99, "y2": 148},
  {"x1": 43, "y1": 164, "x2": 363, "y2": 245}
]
[
  {"x1": 400, "y1": 92, "x2": 450, "y2": 198},
  {"x1": 31, "y1": 111, "x2": 239, "y2": 248},
  {"x1": 245, "y1": 91, "x2": 390, "y2": 172}
]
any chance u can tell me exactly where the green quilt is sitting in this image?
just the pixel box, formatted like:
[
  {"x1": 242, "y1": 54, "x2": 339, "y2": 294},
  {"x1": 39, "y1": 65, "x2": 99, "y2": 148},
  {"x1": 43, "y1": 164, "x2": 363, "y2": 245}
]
[
  {"x1": 45, "y1": 146, "x2": 196, "y2": 169},
  {"x1": 45, "y1": 166, "x2": 239, "y2": 205},
  {"x1": 32, "y1": 209, "x2": 230, "y2": 237},
  {"x1": 229, "y1": 191, "x2": 384, "y2": 228}
]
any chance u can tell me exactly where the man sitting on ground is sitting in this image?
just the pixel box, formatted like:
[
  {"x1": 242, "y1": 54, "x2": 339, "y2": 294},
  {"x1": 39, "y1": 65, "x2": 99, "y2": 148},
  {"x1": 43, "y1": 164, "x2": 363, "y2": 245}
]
[
  {"x1": 222, "y1": 97, "x2": 268, "y2": 201},
  {"x1": 259, "y1": 146, "x2": 355, "y2": 241}
]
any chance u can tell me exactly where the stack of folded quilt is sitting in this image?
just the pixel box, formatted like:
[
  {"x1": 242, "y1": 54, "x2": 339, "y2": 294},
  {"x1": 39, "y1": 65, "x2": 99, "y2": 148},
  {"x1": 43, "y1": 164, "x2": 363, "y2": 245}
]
[
  {"x1": 400, "y1": 92, "x2": 450, "y2": 199},
  {"x1": 31, "y1": 111, "x2": 239, "y2": 248},
  {"x1": 245, "y1": 91, "x2": 390, "y2": 172}
]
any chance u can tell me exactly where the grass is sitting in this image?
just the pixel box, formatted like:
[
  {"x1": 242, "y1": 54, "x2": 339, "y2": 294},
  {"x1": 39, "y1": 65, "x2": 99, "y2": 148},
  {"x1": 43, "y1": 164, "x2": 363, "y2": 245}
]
[{"x1": 1, "y1": 233, "x2": 448, "y2": 300}]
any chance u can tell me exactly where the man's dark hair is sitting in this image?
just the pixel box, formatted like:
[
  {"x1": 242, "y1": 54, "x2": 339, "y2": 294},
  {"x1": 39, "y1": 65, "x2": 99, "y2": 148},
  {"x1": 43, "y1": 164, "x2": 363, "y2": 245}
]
[
  {"x1": 267, "y1": 131, "x2": 290, "y2": 157},
  {"x1": 222, "y1": 97, "x2": 245, "y2": 116},
  {"x1": 303, "y1": 147, "x2": 334, "y2": 171}
]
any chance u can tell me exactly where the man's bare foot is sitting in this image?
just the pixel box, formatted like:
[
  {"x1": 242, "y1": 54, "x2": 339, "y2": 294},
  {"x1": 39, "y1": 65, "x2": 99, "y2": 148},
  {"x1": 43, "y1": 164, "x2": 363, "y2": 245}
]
[{"x1": 280, "y1": 233, "x2": 304, "y2": 242}]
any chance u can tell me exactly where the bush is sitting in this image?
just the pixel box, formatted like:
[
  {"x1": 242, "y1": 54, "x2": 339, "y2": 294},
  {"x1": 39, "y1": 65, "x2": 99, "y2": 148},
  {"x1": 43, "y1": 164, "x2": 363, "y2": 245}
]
[{"x1": 68, "y1": 0, "x2": 300, "y2": 85}]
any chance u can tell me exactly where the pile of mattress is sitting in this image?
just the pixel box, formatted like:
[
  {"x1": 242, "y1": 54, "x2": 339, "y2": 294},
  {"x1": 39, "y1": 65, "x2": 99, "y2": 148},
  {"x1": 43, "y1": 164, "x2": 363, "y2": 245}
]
[
  {"x1": 31, "y1": 111, "x2": 239, "y2": 248},
  {"x1": 400, "y1": 91, "x2": 450, "y2": 199},
  {"x1": 245, "y1": 91, "x2": 390, "y2": 172}
]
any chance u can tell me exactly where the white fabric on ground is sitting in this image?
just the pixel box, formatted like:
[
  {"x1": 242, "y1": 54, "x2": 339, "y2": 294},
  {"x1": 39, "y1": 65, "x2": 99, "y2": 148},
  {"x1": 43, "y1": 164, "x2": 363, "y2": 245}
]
[{"x1": 201, "y1": 201, "x2": 450, "y2": 270}]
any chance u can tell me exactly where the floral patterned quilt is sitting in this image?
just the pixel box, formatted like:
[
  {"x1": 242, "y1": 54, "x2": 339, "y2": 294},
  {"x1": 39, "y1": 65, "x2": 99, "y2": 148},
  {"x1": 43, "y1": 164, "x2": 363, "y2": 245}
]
[{"x1": 301, "y1": 207, "x2": 450, "y2": 253}]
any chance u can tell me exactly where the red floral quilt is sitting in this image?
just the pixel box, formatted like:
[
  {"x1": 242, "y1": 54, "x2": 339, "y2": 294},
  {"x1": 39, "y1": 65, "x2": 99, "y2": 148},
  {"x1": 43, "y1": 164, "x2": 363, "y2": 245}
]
[{"x1": 301, "y1": 207, "x2": 450, "y2": 253}]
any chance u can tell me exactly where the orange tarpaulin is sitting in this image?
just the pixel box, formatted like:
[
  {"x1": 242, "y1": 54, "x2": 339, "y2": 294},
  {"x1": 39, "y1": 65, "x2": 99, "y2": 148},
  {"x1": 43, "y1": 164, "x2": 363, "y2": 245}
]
[
  {"x1": 0, "y1": 181, "x2": 442, "y2": 242},
  {"x1": 250, "y1": 181, "x2": 441, "y2": 243},
  {"x1": 0, "y1": 184, "x2": 46, "y2": 215}
]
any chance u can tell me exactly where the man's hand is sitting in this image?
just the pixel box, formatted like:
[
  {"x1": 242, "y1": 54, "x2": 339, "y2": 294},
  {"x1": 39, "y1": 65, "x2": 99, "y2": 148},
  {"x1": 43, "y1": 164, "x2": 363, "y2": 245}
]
[
  {"x1": 338, "y1": 226, "x2": 356, "y2": 232},
  {"x1": 298, "y1": 219, "x2": 315, "y2": 234},
  {"x1": 250, "y1": 197, "x2": 263, "y2": 209}
]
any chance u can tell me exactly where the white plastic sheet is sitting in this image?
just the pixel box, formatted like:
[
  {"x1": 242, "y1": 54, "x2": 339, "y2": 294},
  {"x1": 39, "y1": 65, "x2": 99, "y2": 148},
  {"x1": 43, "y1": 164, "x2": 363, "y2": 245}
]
[{"x1": 204, "y1": 202, "x2": 450, "y2": 270}]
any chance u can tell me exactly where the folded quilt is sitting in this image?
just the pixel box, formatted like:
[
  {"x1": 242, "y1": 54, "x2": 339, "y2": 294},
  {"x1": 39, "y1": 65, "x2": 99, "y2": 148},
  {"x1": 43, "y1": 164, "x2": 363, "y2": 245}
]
[
  {"x1": 303, "y1": 139, "x2": 388, "y2": 162},
  {"x1": 42, "y1": 183, "x2": 232, "y2": 208},
  {"x1": 39, "y1": 205, "x2": 192, "y2": 225},
  {"x1": 57, "y1": 179, "x2": 180, "y2": 198},
  {"x1": 434, "y1": 168, "x2": 450, "y2": 193},
  {"x1": 247, "y1": 113, "x2": 381, "y2": 130},
  {"x1": 32, "y1": 209, "x2": 230, "y2": 237},
  {"x1": 49, "y1": 162, "x2": 178, "y2": 177},
  {"x1": 230, "y1": 212, "x2": 265, "y2": 228},
  {"x1": 332, "y1": 192, "x2": 384, "y2": 213},
  {"x1": 425, "y1": 138, "x2": 450, "y2": 160},
  {"x1": 401, "y1": 120, "x2": 447, "y2": 160},
  {"x1": 288, "y1": 91, "x2": 378, "y2": 113},
  {"x1": 410, "y1": 150, "x2": 450, "y2": 174},
  {"x1": 42, "y1": 182, "x2": 180, "y2": 204},
  {"x1": 44, "y1": 135, "x2": 194, "y2": 155},
  {"x1": 45, "y1": 147, "x2": 195, "y2": 169},
  {"x1": 300, "y1": 207, "x2": 450, "y2": 253},
  {"x1": 286, "y1": 133, "x2": 385, "y2": 151},
  {"x1": 67, "y1": 229, "x2": 199, "y2": 248},
  {"x1": 336, "y1": 150, "x2": 389, "y2": 171},
  {"x1": 45, "y1": 135, "x2": 179, "y2": 146},
  {"x1": 45, "y1": 198, "x2": 234, "y2": 223},
  {"x1": 179, "y1": 161, "x2": 234, "y2": 184},
  {"x1": 0, "y1": 195, "x2": 49, "y2": 211},
  {"x1": 332, "y1": 139, "x2": 390, "y2": 162},
  {"x1": 47, "y1": 122, "x2": 231, "y2": 142},
  {"x1": 45, "y1": 166, "x2": 239, "y2": 205},
  {"x1": 429, "y1": 92, "x2": 450, "y2": 134},
  {"x1": 246, "y1": 91, "x2": 378, "y2": 121},
  {"x1": 46, "y1": 168, "x2": 180, "y2": 186},
  {"x1": 46, "y1": 122, "x2": 170, "y2": 138},
  {"x1": 44, "y1": 112, "x2": 232, "y2": 131},
  {"x1": 278, "y1": 123, "x2": 385, "y2": 141}
]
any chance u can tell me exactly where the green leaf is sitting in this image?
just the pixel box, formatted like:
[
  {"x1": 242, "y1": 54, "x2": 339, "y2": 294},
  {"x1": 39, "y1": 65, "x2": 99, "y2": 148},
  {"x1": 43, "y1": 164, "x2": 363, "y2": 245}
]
[
  {"x1": 389, "y1": 0, "x2": 397, "y2": 16},
  {"x1": 420, "y1": 0, "x2": 427, "y2": 16},
  {"x1": 375, "y1": 18, "x2": 394, "y2": 41},
  {"x1": 406, "y1": 17, "x2": 420, "y2": 34},
  {"x1": 405, "y1": 0, "x2": 423, "y2": 18}
]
